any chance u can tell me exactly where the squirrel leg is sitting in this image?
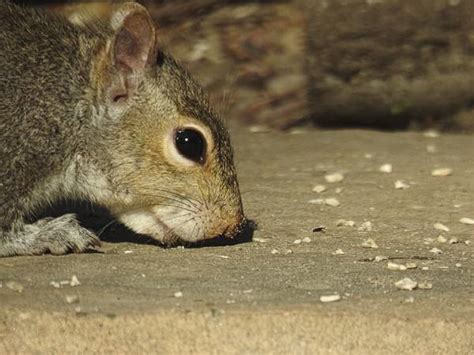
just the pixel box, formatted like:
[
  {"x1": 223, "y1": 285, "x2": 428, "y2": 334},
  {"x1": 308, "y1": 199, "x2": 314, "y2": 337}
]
[{"x1": 0, "y1": 214, "x2": 101, "y2": 257}]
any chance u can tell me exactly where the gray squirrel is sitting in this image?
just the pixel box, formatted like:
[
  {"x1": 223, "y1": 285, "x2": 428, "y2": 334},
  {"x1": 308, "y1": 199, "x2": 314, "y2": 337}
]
[{"x1": 0, "y1": 1, "x2": 245, "y2": 257}]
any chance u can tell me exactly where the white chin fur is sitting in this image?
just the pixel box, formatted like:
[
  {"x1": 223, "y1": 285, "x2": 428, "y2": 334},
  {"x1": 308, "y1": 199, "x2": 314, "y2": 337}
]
[{"x1": 118, "y1": 207, "x2": 204, "y2": 243}]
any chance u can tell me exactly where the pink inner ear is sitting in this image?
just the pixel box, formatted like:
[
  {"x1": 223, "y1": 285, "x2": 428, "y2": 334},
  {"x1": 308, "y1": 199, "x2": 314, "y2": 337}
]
[{"x1": 114, "y1": 13, "x2": 154, "y2": 72}]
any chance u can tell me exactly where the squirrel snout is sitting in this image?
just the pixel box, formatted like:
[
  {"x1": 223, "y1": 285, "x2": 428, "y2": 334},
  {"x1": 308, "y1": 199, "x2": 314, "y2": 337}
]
[{"x1": 208, "y1": 211, "x2": 246, "y2": 240}]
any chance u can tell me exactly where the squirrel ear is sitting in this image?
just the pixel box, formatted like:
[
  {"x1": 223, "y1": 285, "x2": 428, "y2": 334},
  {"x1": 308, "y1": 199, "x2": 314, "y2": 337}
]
[{"x1": 105, "y1": 3, "x2": 157, "y2": 107}]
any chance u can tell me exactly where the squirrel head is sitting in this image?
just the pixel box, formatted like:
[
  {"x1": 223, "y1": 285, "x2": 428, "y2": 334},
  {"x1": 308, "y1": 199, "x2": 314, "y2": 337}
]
[{"x1": 87, "y1": 3, "x2": 245, "y2": 244}]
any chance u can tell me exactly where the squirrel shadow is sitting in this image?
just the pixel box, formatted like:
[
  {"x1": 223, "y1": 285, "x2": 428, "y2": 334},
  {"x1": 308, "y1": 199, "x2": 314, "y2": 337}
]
[{"x1": 34, "y1": 199, "x2": 255, "y2": 248}]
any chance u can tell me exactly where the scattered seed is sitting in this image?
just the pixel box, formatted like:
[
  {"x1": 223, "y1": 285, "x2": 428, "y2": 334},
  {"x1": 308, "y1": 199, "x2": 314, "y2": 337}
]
[
  {"x1": 293, "y1": 239, "x2": 302, "y2": 245},
  {"x1": 423, "y1": 130, "x2": 440, "y2": 138},
  {"x1": 418, "y1": 281, "x2": 433, "y2": 290},
  {"x1": 455, "y1": 263, "x2": 462, "y2": 268},
  {"x1": 70, "y1": 275, "x2": 81, "y2": 287},
  {"x1": 249, "y1": 125, "x2": 270, "y2": 133},
  {"x1": 465, "y1": 240, "x2": 471, "y2": 245},
  {"x1": 6, "y1": 281, "x2": 24, "y2": 293},
  {"x1": 358, "y1": 221, "x2": 373, "y2": 232},
  {"x1": 302, "y1": 237, "x2": 312, "y2": 243},
  {"x1": 324, "y1": 198, "x2": 340, "y2": 207},
  {"x1": 405, "y1": 263, "x2": 417, "y2": 269},
  {"x1": 332, "y1": 249, "x2": 345, "y2": 255},
  {"x1": 404, "y1": 296, "x2": 415, "y2": 303},
  {"x1": 361, "y1": 238, "x2": 379, "y2": 249},
  {"x1": 284, "y1": 249, "x2": 293, "y2": 255},
  {"x1": 50, "y1": 281, "x2": 61, "y2": 289},
  {"x1": 325, "y1": 173, "x2": 344, "y2": 183},
  {"x1": 242, "y1": 289, "x2": 253, "y2": 294},
  {"x1": 336, "y1": 219, "x2": 355, "y2": 227},
  {"x1": 423, "y1": 237, "x2": 435, "y2": 244},
  {"x1": 308, "y1": 198, "x2": 324, "y2": 205},
  {"x1": 124, "y1": 250, "x2": 134, "y2": 254},
  {"x1": 65, "y1": 295, "x2": 79, "y2": 304},
  {"x1": 459, "y1": 217, "x2": 474, "y2": 225},
  {"x1": 312, "y1": 184, "x2": 327, "y2": 193},
  {"x1": 174, "y1": 291, "x2": 183, "y2": 298},
  {"x1": 395, "y1": 278, "x2": 418, "y2": 290},
  {"x1": 335, "y1": 187, "x2": 343, "y2": 194},
  {"x1": 320, "y1": 294, "x2": 341, "y2": 303},
  {"x1": 374, "y1": 255, "x2": 388, "y2": 262},
  {"x1": 449, "y1": 238, "x2": 459, "y2": 244},
  {"x1": 426, "y1": 144, "x2": 437, "y2": 153},
  {"x1": 394, "y1": 180, "x2": 410, "y2": 189},
  {"x1": 253, "y1": 237, "x2": 269, "y2": 243},
  {"x1": 388, "y1": 262, "x2": 407, "y2": 271},
  {"x1": 431, "y1": 168, "x2": 452, "y2": 177},
  {"x1": 379, "y1": 164, "x2": 392, "y2": 173},
  {"x1": 429, "y1": 247, "x2": 442, "y2": 255},
  {"x1": 270, "y1": 249, "x2": 279, "y2": 255},
  {"x1": 437, "y1": 235, "x2": 447, "y2": 243},
  {"x1": 434, "y1": 223, "x2": 450, "y2": 232},
  {"x1": 422, "y1": 266, "x2": 429, "y2": 271}
]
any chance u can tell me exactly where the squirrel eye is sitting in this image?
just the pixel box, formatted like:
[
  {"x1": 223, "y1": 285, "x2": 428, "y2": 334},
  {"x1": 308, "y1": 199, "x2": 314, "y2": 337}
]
[{"x1": 175, "y1": 128, "x2": 206, "y2": 164}]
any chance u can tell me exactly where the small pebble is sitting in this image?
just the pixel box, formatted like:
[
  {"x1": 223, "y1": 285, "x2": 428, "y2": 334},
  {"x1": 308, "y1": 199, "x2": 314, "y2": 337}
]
[
  {"x1": 270, "y1": 249, "x2": 279, "y2": 255},
  {"x1": 358, "y1": 221, "x2": 373, "y2": 232},
  {"x1": 387, "y1": 262, "x2": 407, "y2": 271},
  {"x1": 320, "y1": 294, "x2": 341, "y2": 303},
  {"x1": 284, "y1": 249, "x2": 293, "y2": 255},
  {"x1": 253, "y1": 237, "x2": 269, "y2": 243},
  {"x1": 449, "y1": 238, "x2": 459, "y2": 244},
  {"x1": 395, "y1": 278, "x2": 418, "y2": 290},
  {"x1": 394, "y1": 180, "x2": 410, "y2": 189},
  {"x1": 302, "y1": 237, "x2": 311, "y2": 243},
  {"x1": 459, "y1": 217, "x2": 474, "y2": 225},
  {"x1": 429, "y1": 247, "x2": 442, "y2": 255},
  {"x1": 312, "y1": 184, "x2": 327, "y2": 193},
  {"x1": 465, "y1": 240, "x2": 471, "y2": 245},
  {"x1": 70, "y1": 275, "x2": 81, "y2": 287},
  {"x1": 379, "y1": 164, "x2": 392, "y2": 173},
  {"x1": 405, "y1": 262, "x2": 417, "y2": 269},
  {"x1": 332, "y1": 249, "x2": 345, "y2": 255},
  {"x1": 65, "y1": 295, "x2": 79, "y2": 304},
  {"x1": 431, "y1": 168, "x2": 452, "y2": 177},
  {"x1": 293, "y1": 239, "x2": 302, "y2": 245},
  {"x1": 418, "y1": 281, "x2": 433, "y2": 290},
  {"x1": 437, "y1": 235, "x2": 447, "y2": 243},
  {"x1": 124, "y1": 250, "x2": 134, "y2": 254},
  {"x1": 174, "y1": 291, "x2": 183, "y2": 298},
  {"x1": 422, "y1": 266, "x2": 429, "y2": 271},
  {"x1": 336, "y1": 219, "x2": 355, "y2": 227},
  {"x1": 312, "y1": 226, "x2": 326, "y2": 233},
  {"x1": 335, "y1": 187, "x2": 343, "y2": 194},
  {"x1": 434, "y1": 223, "x2": 450, "y2": 232},
  {"x1": 308, "y1": 198, "x2": 324, "y2": 205},
  {"x1": 6, "y1": 281, "x2": 24, "y2": 293},
  {"x1": 455, "y1": 263, "x2": 462, "y2": 268},
  {"x1": 324, "y1": 198, "x2": 340, "y2": 207},
  {"x1": 374, "y1": 255, "x2": 388, "y2": 262},
  {"x1": 324, "y1": 173, "x2": 344, "y2": 183},
  {"x1": 361, "y1": 238, "x2": 378, "y2": 249}
]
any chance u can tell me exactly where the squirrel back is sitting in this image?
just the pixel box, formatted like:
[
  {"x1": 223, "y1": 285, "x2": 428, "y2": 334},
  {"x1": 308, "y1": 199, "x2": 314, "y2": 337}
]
[{"x1": 0, "y1": 2, "x2": 245, "y2": 256}]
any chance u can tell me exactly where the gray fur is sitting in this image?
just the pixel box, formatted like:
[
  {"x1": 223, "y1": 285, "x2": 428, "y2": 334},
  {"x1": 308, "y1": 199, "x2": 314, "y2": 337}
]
[{"x1": 0, "y1": 2, "x2": 244, "y2": 257}]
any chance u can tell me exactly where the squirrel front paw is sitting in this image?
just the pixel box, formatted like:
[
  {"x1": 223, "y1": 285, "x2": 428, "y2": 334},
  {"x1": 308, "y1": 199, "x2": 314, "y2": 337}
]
[{"x1": 0, "y1": 214, "x2": 101, "y2": 257}]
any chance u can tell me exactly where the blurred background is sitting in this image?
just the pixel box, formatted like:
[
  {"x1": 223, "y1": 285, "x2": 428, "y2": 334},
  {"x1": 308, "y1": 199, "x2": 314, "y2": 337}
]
[{"x1": 14, "y1": 0, "x2": 474, "y2": 132}]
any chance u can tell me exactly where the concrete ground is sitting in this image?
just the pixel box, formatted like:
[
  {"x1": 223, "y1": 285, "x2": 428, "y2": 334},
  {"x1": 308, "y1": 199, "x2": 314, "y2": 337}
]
[{"x1": 1, "y1": 126, "x2": 473, "y2": 354}]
